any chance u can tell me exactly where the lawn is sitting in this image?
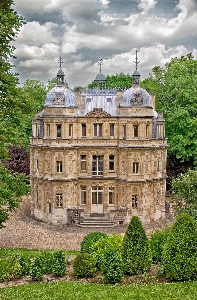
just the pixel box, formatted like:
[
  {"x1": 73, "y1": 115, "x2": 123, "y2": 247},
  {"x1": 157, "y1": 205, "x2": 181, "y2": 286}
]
[{"x1": 1, "y1": 280, "x2": 197, "y2": 300}]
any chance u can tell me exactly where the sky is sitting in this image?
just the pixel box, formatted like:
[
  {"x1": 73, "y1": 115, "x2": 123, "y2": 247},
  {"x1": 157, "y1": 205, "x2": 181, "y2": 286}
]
[{"x1": 12, "y1": 0, "x2": 197, "y2": 88}]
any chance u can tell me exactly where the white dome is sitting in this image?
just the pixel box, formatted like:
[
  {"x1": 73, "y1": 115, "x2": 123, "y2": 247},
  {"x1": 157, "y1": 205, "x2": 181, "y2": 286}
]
[
  {"x1": 44, "y1": 85, "x2": 76, "y2": 107},
  {"x1": 121, "y1": 86, "x2": 152, "y2": 108}
]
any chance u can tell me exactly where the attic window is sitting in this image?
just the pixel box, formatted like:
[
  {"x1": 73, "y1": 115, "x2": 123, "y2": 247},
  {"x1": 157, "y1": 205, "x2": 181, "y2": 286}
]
[
  {"x1": 107, "y1": 97, "x2": 112, "y2": 102},
  {"x1": 86, "y1": 97, "x2": 91, "y2": 102},
  {"x1": 93, "y1": 108, "x2": 103, "y2": 112}
]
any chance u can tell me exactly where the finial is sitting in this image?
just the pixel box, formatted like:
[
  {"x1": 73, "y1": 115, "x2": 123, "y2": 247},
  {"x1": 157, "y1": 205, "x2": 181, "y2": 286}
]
[
  {"x1": 133, "y1": 50, "x2": 140, "y2": 71},
  {"x1": 98, "y1": 58, "x2": 103, "y2": 74},
  {"x1": 58, "y1": 49, "x2": 63, "y2": 69}
]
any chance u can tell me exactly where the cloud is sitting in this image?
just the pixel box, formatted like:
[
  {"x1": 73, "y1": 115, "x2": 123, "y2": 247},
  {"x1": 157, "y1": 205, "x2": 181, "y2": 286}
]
[{"x1": 137, "y1": 0, "x2": 158, "y2": 14}]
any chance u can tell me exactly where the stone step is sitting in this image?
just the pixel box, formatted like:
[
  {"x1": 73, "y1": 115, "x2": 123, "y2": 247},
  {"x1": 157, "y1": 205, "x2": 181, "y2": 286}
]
[{"x1": 77, "y1": 219, "x2": 117, "y2": 228}]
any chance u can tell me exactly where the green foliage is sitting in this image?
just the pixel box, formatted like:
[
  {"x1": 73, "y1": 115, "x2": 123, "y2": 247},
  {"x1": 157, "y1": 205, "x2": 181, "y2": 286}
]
[
  {"x1": 29, "y1": 265, "x2": 43, "y2": 282},
  {"x1": 101, "y1": 248, "x2": 124, "y2": 283},
  {"x1": 18, "y1": 256, "x2": 31, "y2": 276},
  {"x1": 0, "y1": 256, "x2": 23, "y2": 282},
  {"x1": 0, "y1": 163, "x2": 30, "y2": 228},
  {"x1": 162, "y1": 213, "x2": 197, "y2": 281},
  {"x1": 81, "y1": 231, "x2": 107, "y2": 254},
  {"x1": 73, "y1": 253, "x2": 97, "y2": 278},
  {"x1": 141, "y1": 54, "x2": 197, "y2": 163},
  {"x1": 122, "y1": 216, "x2": 152, "y2": 275},
  {"x1": 52, "y1": 251, "x2": 66, "y2": 277},
  {"x1": 170, "y1": 169, "x2": 197, "y2": 220},
  {"x1": 91, "y1": 234, "x2": 123, "y2": 268},
  {"x1": 150, "y1": 227, "x2": 171, "y2": 264},
  {"x1": 88, "y1": 73, "x2": 132, "y2": 89}
]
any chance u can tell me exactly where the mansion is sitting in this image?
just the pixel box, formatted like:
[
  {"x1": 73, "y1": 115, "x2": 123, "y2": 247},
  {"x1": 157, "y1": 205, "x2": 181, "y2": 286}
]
[{"x1": 30, "y1": 56, "x2": 168, "y2": 226}]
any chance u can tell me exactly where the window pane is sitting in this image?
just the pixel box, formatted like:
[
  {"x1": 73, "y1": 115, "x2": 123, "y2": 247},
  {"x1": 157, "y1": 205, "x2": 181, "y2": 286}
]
[
  {"x1": 81, "y1": 187, "x2": 86, "y2": 205},
  {"x1": 92, "y1": 192, "x2": 97, "y2": 204},
  {"x1": 57, "y1": 125, "x2": 61, "y2": 137},
  {"x1": 82, "y1": 124, "x2": 86, "y2": 137},
  {"x1": 98, "y1": 192, "x2": 103, "y2": 204},
  {"x1": 134, "y1": 125, "x2": 138, "y2": 137},
  {"x1": 110, "y1": 124, "x2": 114, "y2": 136}
]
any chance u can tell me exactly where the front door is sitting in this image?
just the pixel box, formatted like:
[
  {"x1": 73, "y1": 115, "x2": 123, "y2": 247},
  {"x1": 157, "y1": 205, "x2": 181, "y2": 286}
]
[{"x1": 91, "y1": 186, "x2": 103, "y2": 214}]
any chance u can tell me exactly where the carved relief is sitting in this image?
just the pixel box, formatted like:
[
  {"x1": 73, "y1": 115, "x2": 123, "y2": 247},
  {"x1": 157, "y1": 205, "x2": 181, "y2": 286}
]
[
  {"x1": 86, "y1": 109, "x2": 111, "y2": 118},
  {"x1": 53, "y1": 93, "x2": 65, "y2": 105}
]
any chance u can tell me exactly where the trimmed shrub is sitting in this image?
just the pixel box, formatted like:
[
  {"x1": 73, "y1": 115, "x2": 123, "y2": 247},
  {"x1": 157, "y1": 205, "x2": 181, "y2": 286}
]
[
  {"x1": 162, "y1": 213, "x2": 197, "y2": 281},
  {"x1": 19, "y1": 256, "x2": 31, "y2": 276},
  {"x1": 52, "y1": 251, "x2": 66, "y2": 277},
  {"x1": 122, "y1": 216, "x2": 152, "y2": 275},
  {"x1": 29, "y1": 265, "x2": 43, "y2": 281},
  {"x1": 91, "y1": 234, "x2": 123, "y2": 268},
  {"x1": 73, "y1": 253, "x2": 97, "y2": 278},
  {"x1": 81, "y1": 232, "x2": 107, "y2": 254},
  {"x1": 101, "y1": 249, "x2": 124, "y2": 283},
  {"x1": 0, "y1": 259, "x2": 12, "y2": 282},
  {"x1": 150, "y1": 227, "x2": 171, "y2": 264}
]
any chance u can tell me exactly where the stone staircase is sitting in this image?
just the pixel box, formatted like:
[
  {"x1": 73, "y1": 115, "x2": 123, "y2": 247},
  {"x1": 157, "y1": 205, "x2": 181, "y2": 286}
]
[{"x1": 76, "y1": 214, "x2": 117, "y2": 228}]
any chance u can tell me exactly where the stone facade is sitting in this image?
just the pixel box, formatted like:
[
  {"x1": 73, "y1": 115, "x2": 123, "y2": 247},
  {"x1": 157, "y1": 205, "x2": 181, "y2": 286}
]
[{"x1": 30, "y1": 68, "x2": 168, "y2": 225}]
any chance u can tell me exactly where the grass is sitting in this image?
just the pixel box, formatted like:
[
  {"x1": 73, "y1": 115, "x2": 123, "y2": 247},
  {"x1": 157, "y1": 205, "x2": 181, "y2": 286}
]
[
  {"x1": 0, "y1": 248, "x2": 80, "y2": 259},
  {"x1": 1, "y1": 281, "x2": 197, "y2": 300}
]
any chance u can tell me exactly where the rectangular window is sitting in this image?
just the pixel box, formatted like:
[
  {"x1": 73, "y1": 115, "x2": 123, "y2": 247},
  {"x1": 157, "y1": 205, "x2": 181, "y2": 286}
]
[
  {"x1": 36, "y1": 159, "x2": 39, "y2": 171},
  {"x1": 133, "y1": 162, "x2": 139, "y2": 174},
  {"x1": 133, "y1": 125, "x2": 139, "y2": 138},
  {"x1": 47, "y1": 124, "x2": 50, "y2": 137},
  {"x1": 81, "y1": 124, "x2": 86, "y2": 137},
  {"x1": 157, "y1": 124, "x2": 164, "y2": 139},
  {"x1": 56, "y1": 161, "x2": 62, "y2": 173},
  {"x1": 56, "y1": 194, "x2": 63, "y2": 207},
  {"x1": 108, "y1": 187, "x2": 114, "y2": 205},
  {"x1": 146, "y1": 125, "x2": 149, "y2": 138},
  {"x1": 56, "y1": 124, "x2": 62, "y2": 138},
  {"x1": 69, "y1": 124, "x2": 73, "y2": 138},
  {"x1": 36, "y1": 190, "x2": 39, "y2": 205},
  {"x1": 36, "y1": 123, "x2": 40, "y2": 137},
  {"x1": 92, "y1": 155, "x2": 103, "y2": 176},
  {"x1": 109, "y1": 155, "x2": 115, "y2": 171},
  {"x1": 92, "y1": 187, "x2": 103, "y2": 204},
  {"x1": 94, "y1": 124, "x2": 102, "y2": 137},
  {"x1": 157, "y1": 161, "x2": 161, "y2": 172},
  {"x1": 80, "y1": 155, "x2": 86, "y2": 171},
  {"x1": 110, "y1": 123, "x2": 115, "y2": 137},
  {"x1": 132, "y1": 195, "x2": 138, "y2": 209},
  {"x1": 123, "y1": 125, "x2": 126, "y2": 139},
  {"x1": 81, "y1": 187, "x2": 87, "y2": 205}
]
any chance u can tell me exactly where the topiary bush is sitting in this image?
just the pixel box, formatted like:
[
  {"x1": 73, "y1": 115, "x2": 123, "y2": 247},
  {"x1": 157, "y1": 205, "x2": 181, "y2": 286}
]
[
  {"x1": 162, "y1": 213, "x2": 197, "y2": 281},
  {"x1": 81, "y1": 232, "x2": 107, "y2": 254},
  {"x1": 91, "y1": 234, "x2": 123, "y2": 268},
  {"x1": 29, "y1": 257, "x2": 43, "y2": 281},
  {"x1": 122, "y1": 216, "x2": 152, "y2": 275},
  {"x1": 19, "y1": 256, "x2": 31, "y2": 276},
  {"x1": 150, "y1": 227, "x2": 171, "y2": 264},
  {"x1": 73, "y1": 253, "x2": 97, "y2": 278},
  {"x1": 52, "y1": 251, "x2": 66, "y2": 277},
  {"x1": 101, "y1": 248, "x2": 124, "y2": 283}
]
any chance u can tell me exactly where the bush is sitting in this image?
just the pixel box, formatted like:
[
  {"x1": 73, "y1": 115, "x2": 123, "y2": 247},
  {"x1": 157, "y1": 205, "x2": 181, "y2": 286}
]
[
  {"x1": 19, "y1": 256, "x2": 31, "y2": 276},
  {"x1": 162, "y1": 213, "x2": 197, "y2": 281},
  {"x1": 52, "y1": 251, "x2": 66, "y2": 277},
  {"x1": 81, "y1": 232, "x2": 107, "y2": 254},
  {"x1": 91, "y1": 234, "x2": 123, "y2": 268},
  {"x1": 29, "y1": 257, "x2": 43, "y2": 281},
  {"x1": 150, "y1": 227, "x2": 171, "y2": 264},
  {"x1": 122, "y1": 216, "x2": 152, "y2": 275},
  {"x1": 0, "y1": 259, "x2": 12, "y2": 282},
  {"x1": 73, "y1": 253, "x2": 97, "y2": 278},
  {"x1": 101, "y1": 249, "x2": 124, "y2": 283}
]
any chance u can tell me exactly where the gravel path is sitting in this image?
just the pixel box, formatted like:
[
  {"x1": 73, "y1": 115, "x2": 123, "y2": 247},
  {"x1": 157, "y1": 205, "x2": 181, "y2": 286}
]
[{"x1": 0, "y1": 197, "x2": 174, "y2": 251}]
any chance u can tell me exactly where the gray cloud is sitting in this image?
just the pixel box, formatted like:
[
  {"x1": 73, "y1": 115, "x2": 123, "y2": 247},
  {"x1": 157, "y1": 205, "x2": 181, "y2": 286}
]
[{"x1": 12, "y1": 0, "x2": 197, "y2": 87}]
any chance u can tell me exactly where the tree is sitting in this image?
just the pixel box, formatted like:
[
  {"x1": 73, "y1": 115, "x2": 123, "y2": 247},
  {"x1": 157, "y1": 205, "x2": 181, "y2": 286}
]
[
  {"x1": 162, "y1": 213, "x2": 197, "y2": 281},
  {"x1": 0, "y1": 164, "x2": 30, "y2": 228},
  {"x1": 122, "y1": 216, "x2": 152, "y2": 275},
  {"x1": 170, "y1": 169, "x2": 197, "y2": 220},
  {"x1": 88, "y1": 73, "x2": 132, "y2": 89},
  {"x1": 5, "y1": 146, "x2": 30, "y2": 176},
  {"x1": 0, "y1": 1, "x2": 29, "y2": 228},
  {"x1": 0, "y1": 0, "x2": 24, "y2": 158},
  {"x1": 141, "y1": 54, "x2": 197, "y2": 164}
]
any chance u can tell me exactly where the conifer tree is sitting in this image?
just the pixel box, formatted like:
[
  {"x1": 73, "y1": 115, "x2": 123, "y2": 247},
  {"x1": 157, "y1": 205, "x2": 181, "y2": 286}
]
[{"x1": 122, "y1": 216, "x2": 152, "y2": 275}]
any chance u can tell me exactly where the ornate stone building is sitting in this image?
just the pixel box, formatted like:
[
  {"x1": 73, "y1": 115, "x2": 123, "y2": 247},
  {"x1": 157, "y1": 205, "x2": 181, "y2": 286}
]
[{"x1": 30, "y1": 54, "x2": 168, "y2": 226}]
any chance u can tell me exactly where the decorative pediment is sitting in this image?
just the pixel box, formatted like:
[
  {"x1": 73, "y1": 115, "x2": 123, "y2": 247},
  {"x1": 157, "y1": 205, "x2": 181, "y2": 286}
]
[{"x1": 85, "y1": 108, "x2": 111, "y2": 118}]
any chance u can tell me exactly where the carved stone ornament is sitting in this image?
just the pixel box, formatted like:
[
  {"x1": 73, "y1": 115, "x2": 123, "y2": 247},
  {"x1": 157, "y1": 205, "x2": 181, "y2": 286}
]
[
  {"x1": 85, "y1": 109, "x2": 111, "y2": 118},
  {"x1": 53, "y1": 93, "x2": 65, "y2": 105},
  {"x1": 131, "y1": 94, "x2": 143, "y2": 106}
]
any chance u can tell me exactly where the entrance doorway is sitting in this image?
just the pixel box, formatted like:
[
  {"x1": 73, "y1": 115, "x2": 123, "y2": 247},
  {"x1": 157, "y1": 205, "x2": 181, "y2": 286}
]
[{"x1": 91, "y1": 186, "x2": 103, "y2": 213}]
